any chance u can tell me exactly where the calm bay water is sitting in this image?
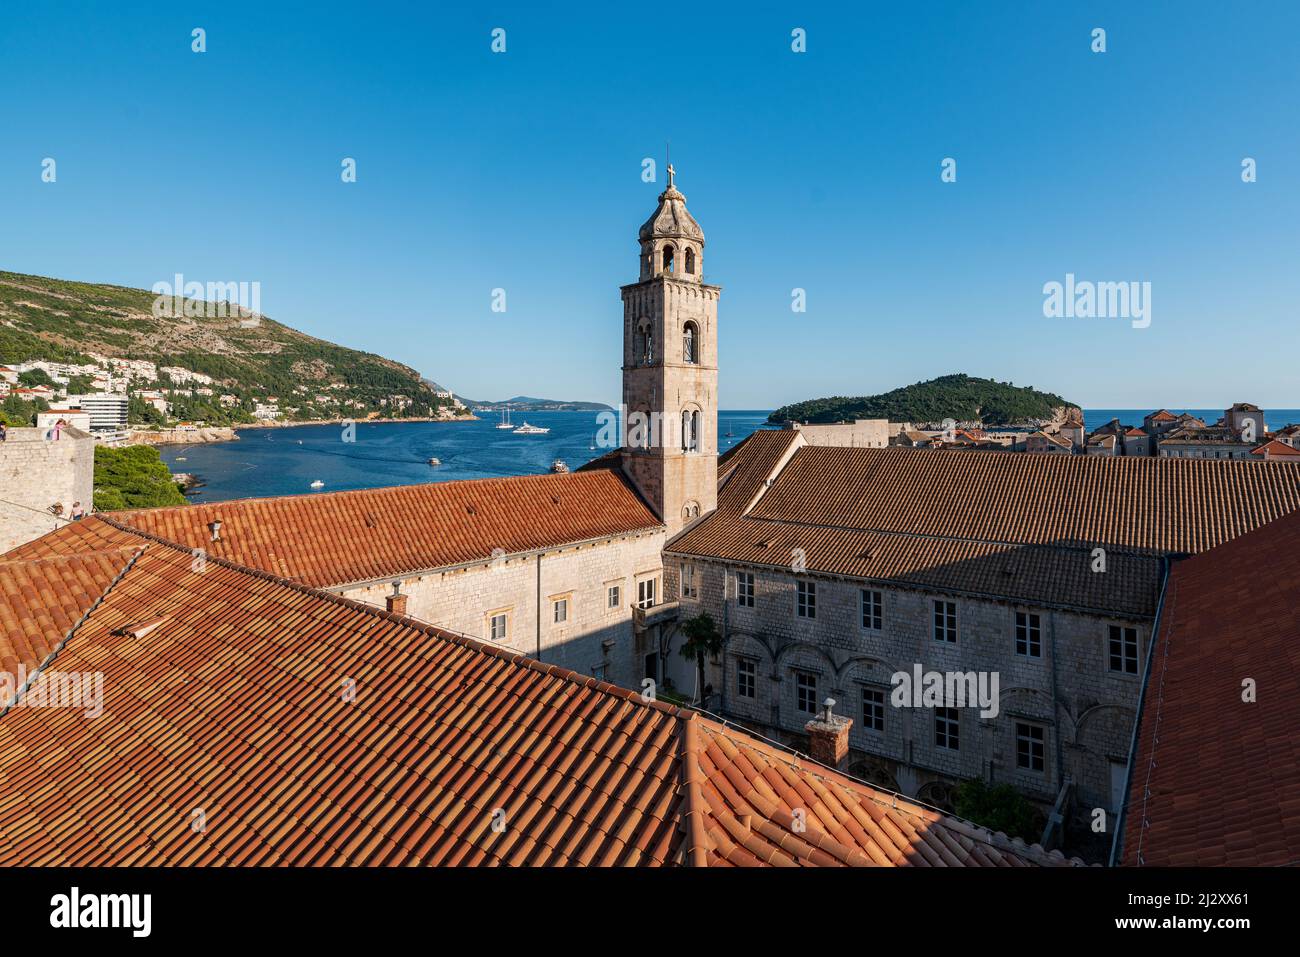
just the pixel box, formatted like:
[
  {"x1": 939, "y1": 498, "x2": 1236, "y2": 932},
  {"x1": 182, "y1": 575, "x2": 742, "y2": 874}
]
[
  {"x1": 161, "y1": 410, "x2": 776, "y2": 503},
  {"x1": 162, "y1": 407, "x2": 1300, "y2": 504}
]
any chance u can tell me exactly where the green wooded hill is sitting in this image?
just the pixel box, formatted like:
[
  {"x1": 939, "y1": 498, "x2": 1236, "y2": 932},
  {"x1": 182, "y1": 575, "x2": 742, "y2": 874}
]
[
  {"x1": 769, "y1": 374, "x2": 1078, "y2": 426},
  {"x1": 0, "y1": 270, "x2": 458, "y2": 425}
]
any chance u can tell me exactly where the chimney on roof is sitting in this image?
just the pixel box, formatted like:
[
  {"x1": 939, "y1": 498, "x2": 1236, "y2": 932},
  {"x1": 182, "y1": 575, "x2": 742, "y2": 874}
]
[
  {"x1": 386, "y1": 581, "x2": 408, "y2": 616},
  {"x1": 208, "y1": 519, "x2": 222, "y2": 542},
  {"x1": 806, "y1": 698, "x2": 852, "y2": 769}
]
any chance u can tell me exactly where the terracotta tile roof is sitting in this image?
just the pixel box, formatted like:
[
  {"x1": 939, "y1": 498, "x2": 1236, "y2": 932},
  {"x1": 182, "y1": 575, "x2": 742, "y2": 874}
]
[
  {"x1": 716, "y1": 430, "x2": 802, "y2": 511},
  {"x1": 0, "y1": 536, "x2": 1070, "y2": 867},
  {"x1": 0, "y1": 549, "x2": 140, "y2": 679},
  {"x1": 693, "y1": 720, "x2": 1077, "y2": 866},
  {"x1": 1147, "y1": 410, "x2": 1177, "y2": 422},
  {"x1": 737, "y1": 446, "x2": 1300, "y2": 555},
  {"x1": 668, "y1": 443, "x2": 1300, "y2": 617},
  {"x1": 1251, "y1": 439, "x2": 1300, "y2": 458},
  {"x1": 7, "y1": 471, "x2": 663, "y2": 588},
  {"x1": 669, "y1": 512, "x2": 1162, "y2": 617},
  {"x1": 1121, "y1": 510, "x2": 1300, "y2": 866}
]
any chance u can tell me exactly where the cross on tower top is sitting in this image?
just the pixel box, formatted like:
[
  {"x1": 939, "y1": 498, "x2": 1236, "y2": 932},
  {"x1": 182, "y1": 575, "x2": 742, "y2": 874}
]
[{"x1": 666, "y1": 163, "x2": 676, "y2": 188}]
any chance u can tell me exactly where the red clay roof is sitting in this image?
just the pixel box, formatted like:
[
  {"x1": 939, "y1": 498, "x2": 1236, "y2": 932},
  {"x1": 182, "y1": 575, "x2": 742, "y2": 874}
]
[
  {"x1": 7, "y1": 471, "x2": 662, "y2": 588},
  {"x1": 1251, "y1": 439, "x2": 1300, "y2": 458},
  {"x1": 0, "y1": 535, "x2": 1072, "y2": 867},
  {"x1": 1122, "y1": 509, "x2": 1300, "y2": 866},
  {"x1": 735, "y1": 445, "x2": 1300, "y2": 555},
  {"x1": 0, "y1": 549, "x2": 140, "y2": 679}
]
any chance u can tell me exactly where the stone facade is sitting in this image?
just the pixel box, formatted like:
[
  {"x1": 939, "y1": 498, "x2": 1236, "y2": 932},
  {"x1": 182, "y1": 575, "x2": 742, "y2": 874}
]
[
  {"x1": 664, "y1": 557, "x2": 1149, "y2": 820},
  {"x1": 0, "y1": 426, "x2": 95, "y2": 552},
  {"x1": 779, "y1": 419, "x2": 890, "y2": 448},
  {"x1": 338, "y1": 530, "x2": 666, "y2": 692},
  {"x1": 620, "y1": 167, "x2": 719, "y2": 539}
]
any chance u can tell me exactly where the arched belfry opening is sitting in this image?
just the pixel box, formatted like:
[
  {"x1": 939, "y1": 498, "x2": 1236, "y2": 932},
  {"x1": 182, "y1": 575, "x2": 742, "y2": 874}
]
[
  {"x1": 683, "y1": 321, "x2": 698, "y2": 364},
  {"x1": 685, "y1": 248, "x2": 696, "y2": 275},
  {"x1": 662, "y1": 245, "x2": 675, "y2": 274}
]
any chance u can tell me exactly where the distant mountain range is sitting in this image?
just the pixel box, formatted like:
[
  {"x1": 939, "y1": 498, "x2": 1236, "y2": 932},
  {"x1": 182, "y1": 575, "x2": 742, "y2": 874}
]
[
  {"x1": 769, "y1": 374, "x2": 1078, "y2": 426},
  {"x1": 0, "y1": 270, "x2": 461, "y2": 425},
  {"x1": 460, "y1": 395, "x2": 613, "y2": 412}
]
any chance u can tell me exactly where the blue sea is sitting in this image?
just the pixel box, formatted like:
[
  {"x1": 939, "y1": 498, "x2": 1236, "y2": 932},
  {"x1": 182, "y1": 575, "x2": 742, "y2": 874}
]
[
  {"x1": 161, "y1": 410, "x2": 776, "y2": 503},
  {"x1": 162, "y1": 407, "x2": 1300, "y2": 504}
]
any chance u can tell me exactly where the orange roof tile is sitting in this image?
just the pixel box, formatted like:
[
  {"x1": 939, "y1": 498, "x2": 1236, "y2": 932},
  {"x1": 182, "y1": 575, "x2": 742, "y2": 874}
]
[
  {"x1": 8, "y1": 471, "x2": 663, "y2": 588},
  {"x1": 0, "y1": 549, "x2": 140, "y2": 679},
  {"x1": 1121, "y1": 510, "x2": 1300, "y2": 866},
  {"x1": 0, "y1": 535, "x2": 1074, "y2": 867}
]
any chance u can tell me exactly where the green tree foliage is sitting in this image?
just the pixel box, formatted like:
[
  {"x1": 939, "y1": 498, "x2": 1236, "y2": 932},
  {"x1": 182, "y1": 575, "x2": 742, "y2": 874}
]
[
  {"x1": 93, "y1": 445, "x2": 187, "y2": 511},
  {"x1": 678, "y1": 613, "x2": 723, "y2": 704},
  {"x1": 769, "y1": 374, "x2": 1076, "y2": 426},
  {"x1": 1, "y1": 394, "x2": 48, "y2": 426},
  {"x1": 128, "y1": 395, "x2": 166, "y2": 426},
  {"x1": 953, "y1": 778, "x2": 1043, "y2": 843},
  {"x1": 17, "y1": 368, "x2": 55, "y2": 388}
]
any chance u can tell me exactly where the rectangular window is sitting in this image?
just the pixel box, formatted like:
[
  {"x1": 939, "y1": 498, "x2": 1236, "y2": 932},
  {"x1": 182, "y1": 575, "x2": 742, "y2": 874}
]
[
  {"x1": 489, "y1": 613, "x2": 508, "y2": 643},
  {"x1": 934, "y1": 707, "x2": 959, "y2": 750},
  {"x1": 795, "y1": 671, "x2": 818, "y2": 714},
  {"x1": 736, "y1": 571, "x2": 755, "y2": 607},
  {"x1": 737, "y1": 658, "x2": 756, "y2": 699},
  {"x1": 860, "y1": 588, "x2": 883, "y2": 631},
  {"x1": 1016, "y1": 722, "x2": 1045, "y2": 772},
  {"x1": 796, "y1": 580, "x2": 817, "y2": 619},
  {"x1": 681, "y1": 563, "x2": 698, "y2": 600},
  {"x1": 637, "y1": 577, "x2": 657, "y2": 609},
  {"x1": 861, "y1": 687, "x2": 885, "y2": 733},
  {"x1": 1108, "y1": 625, "x2": 1139, "y2": 674},
  {"x1": 607, "y1": 584, "x2": 621, "y2": 609},
  {"x1": 1015, "y1": 611, "x2": 1042, "y2": 658},
  {"x1": 933, "y1": 600, "x2": 957, "y2": 643},
  {"x1": 552, "y1": 598, "x2": 568, "y2": 624}
]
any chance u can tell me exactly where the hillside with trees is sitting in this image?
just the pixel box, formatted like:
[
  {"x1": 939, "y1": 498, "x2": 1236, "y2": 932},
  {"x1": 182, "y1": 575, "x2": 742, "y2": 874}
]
[
  {"x1": 0, "y1": 270, "x2": 465, "y2": 425},
  {"x1": 769, "y1": 374, "x2": 1078, "y2": 426}
]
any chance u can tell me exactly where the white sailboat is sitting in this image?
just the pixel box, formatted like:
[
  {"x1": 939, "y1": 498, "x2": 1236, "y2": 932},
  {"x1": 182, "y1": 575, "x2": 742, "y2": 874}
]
[{"x1": 495, "y1": 404, "x2": 515, "y2": 429}]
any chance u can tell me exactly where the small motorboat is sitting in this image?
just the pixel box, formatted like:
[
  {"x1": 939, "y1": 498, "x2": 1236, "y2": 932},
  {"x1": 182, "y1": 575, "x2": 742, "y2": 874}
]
[
  {"x1": 175, "y1": 456, "x2": 187, "y2": 462},
  {"x1": 428, "y1": 457, "x2": 441, "y2": 466},
  {"x1": 513, "y1": 421, "x2": 550, "y2": 434},
  {"x1": 310, "y1": 480, "x2": 325, "y2": 489},
  {"x1": 551, "y1": 459, "x2": 569, "y2": 473}
]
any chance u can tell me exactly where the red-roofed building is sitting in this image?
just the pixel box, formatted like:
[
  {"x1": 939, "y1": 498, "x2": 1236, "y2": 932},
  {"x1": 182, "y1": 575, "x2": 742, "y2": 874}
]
[{"x1": 1118, "y1": 510, "x2": 1300, "y2": 866}]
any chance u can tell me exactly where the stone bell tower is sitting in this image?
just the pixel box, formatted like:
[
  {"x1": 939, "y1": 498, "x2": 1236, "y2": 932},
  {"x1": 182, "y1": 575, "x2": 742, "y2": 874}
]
[{"x1": 620, "y1": 165, "x2": 719, "y2": 538}]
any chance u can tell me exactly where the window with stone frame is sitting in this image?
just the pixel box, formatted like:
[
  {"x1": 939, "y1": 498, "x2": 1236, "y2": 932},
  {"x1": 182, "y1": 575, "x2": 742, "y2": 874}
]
[
  {"x1": 934, "y1": 707, "x2": 959, "y2": 750},
  {"x1": 861, "y1": 686, "x2": 885, "y2": 733},
  {"x1": 1108, "y1": 624, "x2": 1140, "y2": 674},
  {"x1": 860, "y1": 588, "x2": 883, "y2": 631},
  {"x1": 607, "y1": 584, "x2": 621, "y2": 609},
  {"x1": 796, "y1": 579, "x2": 817, "y2": 619},
  {"x1": 1016, "y1": 722, "x2": 1046, "y2": 772},
  {"x1": 794, "y1": 670, "x2": 818, "y2": 714},
  {"x1": 680, "y1": 563, "x2": 698, "y2": 600},
  {"x1": 552, "y1": 597, "x2": 568, "y2": 624},
  {"x1": 736, "y1": 571, "x2": 755, "y2": 607},
  {"x1": 489, "y1": 612, "x2": 508, "y2": 643},
  {"x1": 736, "y1": 658, "x2": 756, "y2": 699},
  {"x1": 1015, "y1": 610, "x2": 1042, "y2": 658},
  {"x1": 932, "y1": 599, "x2": 957, "y2": 643}
]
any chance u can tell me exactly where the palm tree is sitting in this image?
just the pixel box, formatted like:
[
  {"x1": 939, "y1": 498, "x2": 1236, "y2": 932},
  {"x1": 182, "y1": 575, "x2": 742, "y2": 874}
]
[{"x1": 678, "y1": 613, "x2": 722, "y2": 705}]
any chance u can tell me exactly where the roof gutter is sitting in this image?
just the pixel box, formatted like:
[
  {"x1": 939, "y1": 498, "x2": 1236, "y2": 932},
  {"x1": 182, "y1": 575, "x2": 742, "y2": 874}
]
[{"x1": 1109, "y1": 553, "x2": 1172, "y2": 867}]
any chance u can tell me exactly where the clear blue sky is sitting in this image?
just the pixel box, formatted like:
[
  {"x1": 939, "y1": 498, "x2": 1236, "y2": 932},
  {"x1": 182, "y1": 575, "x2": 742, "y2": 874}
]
[{"x1": 2, "y1": 2, "x2": 1297, "y2": 408}]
